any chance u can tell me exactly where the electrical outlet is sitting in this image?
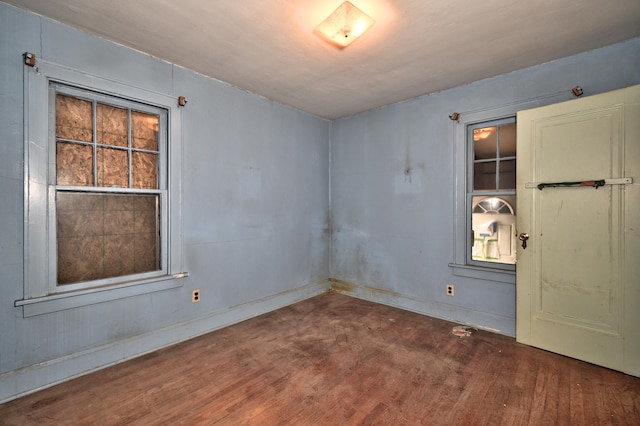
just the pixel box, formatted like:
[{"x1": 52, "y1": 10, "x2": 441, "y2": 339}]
[
  {"x1": 446, "y1": 284, "x2": 455, "y2": 297},
  {"x1": 192, "y1": 289, "x2": 201, "y2": 303}
]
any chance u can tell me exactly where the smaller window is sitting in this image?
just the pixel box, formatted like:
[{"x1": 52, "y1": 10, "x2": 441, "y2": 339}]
[
  {"x1": 467, "y1": 118, "x2": 517, "y2": 268},
  {"x1": 450, "y1": 92, "x2": 573, "y2": 281}
]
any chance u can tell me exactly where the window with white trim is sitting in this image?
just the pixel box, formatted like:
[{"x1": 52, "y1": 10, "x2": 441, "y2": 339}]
[
  {"x1": 450, "y1": 109, "x2": 520, "y2": 283},
  {"x1": 19, "y1": 59, "x2": 185, "y2": 316}
]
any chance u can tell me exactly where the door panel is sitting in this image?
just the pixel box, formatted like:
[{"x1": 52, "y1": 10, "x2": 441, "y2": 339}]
[{"x1": 516, "y1": 85, "x2": 639, "y2": 376}]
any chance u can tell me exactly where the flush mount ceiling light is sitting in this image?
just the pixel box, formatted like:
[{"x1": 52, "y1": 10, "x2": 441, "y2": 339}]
[
  {"x1": 473, "y1": 127, "x2": 495, "y2": 141},
  {"x1": 314, "y1": 1, "x2": 376, "y2": 48}
]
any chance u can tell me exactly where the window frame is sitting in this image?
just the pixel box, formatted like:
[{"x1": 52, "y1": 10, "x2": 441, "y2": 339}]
[
  {"x1": 18, "y1": 59, "x2": 185, "y2": 317},
  {"x1": 50, "y1": 84, "x2": 169, "y2": 291},
  {"x1": 449, "y1": 94, "x2": 573, "y2": 283},
  {"x1": 466, "y1": 117, "x2": 517, "y2": 270}
]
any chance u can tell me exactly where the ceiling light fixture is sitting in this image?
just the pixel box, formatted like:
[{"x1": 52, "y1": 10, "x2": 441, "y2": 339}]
[
  {"x1": 314, "y1": 1, "x2": 375, "y2": 48},
  {"x1": 473, "y1": 127, "x2": 494, "y2": 141}
]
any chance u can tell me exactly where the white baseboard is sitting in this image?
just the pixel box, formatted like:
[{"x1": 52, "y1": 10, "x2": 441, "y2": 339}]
[
  {"x1": 0, "y1": 279, "x2": 330, "y2": 404},
  {"x1": 330, "y1": 279, "x2": 515, "y2": 337}
]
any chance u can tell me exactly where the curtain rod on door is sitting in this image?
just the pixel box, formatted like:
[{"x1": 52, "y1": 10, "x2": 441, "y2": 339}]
[{"x1": 524, "y1": 178, "x2": 632, "y2": 190}]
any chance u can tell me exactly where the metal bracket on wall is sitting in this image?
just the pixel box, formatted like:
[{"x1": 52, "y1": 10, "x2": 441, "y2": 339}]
[{"x1": 23, "y1": 52, "x2": 36, "y2": 67}]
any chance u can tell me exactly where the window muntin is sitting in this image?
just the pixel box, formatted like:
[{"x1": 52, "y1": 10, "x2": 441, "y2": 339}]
[
  {"x1": 468, "y1": 118, "x2": 517, "y2": 267},
  {"x1": 50, "y1": 84, "x2": 168, "y2": 290},
  {"x1": 471, "y1": 122, "x2": 516, "y2": 191}
]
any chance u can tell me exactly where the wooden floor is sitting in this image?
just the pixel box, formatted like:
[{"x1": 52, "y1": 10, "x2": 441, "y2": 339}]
[{"x1": 1, "y1": 292, "x2": 639, "y2": 425}]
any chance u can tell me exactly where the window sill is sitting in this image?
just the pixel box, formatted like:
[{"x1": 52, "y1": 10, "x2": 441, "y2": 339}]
[
  {"x1": 449, "y1": 263, "x2": 515, "y2": 284},
  {"x1": 15, "y1": 273, "x2": 189, "y2": 317}
]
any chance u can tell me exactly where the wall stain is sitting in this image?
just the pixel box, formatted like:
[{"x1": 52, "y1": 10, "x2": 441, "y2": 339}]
[{"x1": 329, "y1": 279, "x2": 357, "y2": 293}]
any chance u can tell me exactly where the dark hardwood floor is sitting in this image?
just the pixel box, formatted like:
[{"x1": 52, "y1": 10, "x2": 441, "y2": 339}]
[{"x1": 1, "y1": 291, "x2": 639, "y2": 425}]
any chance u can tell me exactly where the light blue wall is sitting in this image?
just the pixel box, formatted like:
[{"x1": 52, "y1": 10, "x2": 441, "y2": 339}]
[
  {"x1": 331, "y1": 37, "x2": 640, "y2": 336},
  {"x1": 0, "y1": 3, "x2": 329, "y2": 402},
  {"x1": 2, "y1": 0, "x2": 640, "y2": 404}
]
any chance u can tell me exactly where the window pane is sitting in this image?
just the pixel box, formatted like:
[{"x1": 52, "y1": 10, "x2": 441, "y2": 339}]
[
  {"x1": 97, "y1": 147, "x2": 129, "y2": 188},
  {"x1": 132, "y1": 151, "x2": 158, "y2": 189},
  {"x1": 56, "y1": 94, "x2": 93, "y2": 142},
  {"x1": 56, "y1": 142, "x2": 93, "y2": 186},
  {"x1": 57, "y1": 192, "x2": 160, "y2": 285},
  {"x1": 471, "y1": 195, "x2": 516, "y2": 265},
  {"x1": 97, "y1": 103, "x2": 128, "y2": 147},
  {"x1": 473, "y1": 127, "x2": 496, "y2": 160},
  {"x1": 132, "y1": 111, "x2": 158, "y2": 151},
  {"x1": 499, "y1": 159, "x2": 516, "y2": 190},
  {"x1": 474, "y1": 161, "x2": 496, "y2": 190},
  {"x1": 499, "y1": 123, "x2": 516, "y2": 157}
]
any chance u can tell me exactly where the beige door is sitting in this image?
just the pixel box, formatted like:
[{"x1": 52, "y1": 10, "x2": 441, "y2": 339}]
[{"x1": 516, "y1": 84, "x2": 640, "y2": 376}]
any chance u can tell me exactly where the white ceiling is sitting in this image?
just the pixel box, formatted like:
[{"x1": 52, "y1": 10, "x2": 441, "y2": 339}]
[{"x1": 5, "y1": 0, "x2": 640, "y2": 119}]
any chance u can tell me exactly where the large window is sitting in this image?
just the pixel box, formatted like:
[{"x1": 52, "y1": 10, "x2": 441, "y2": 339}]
[
  {"x1": 19, "y1": 59, "x2": 184, "y2": 316},
  {"x1": 53, "y1": 86, "x2": 167, "y2": 289},
  {"x1": 467, "y1": 118, "x2": 517, "y2": 268}
]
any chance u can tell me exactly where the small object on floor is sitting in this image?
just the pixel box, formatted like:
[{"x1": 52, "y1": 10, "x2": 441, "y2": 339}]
[{"x1": 452, "y1": 326, "x2": 475, "y2": 337}]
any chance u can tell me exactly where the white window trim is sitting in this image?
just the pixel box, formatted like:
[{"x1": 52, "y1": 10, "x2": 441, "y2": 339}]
[
  {"x1": 17, "y1": 58, "x2": 186, "y2": 317},
  {"x1": 449, "y1": 94, "x2": 572, "y2": 283}
]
